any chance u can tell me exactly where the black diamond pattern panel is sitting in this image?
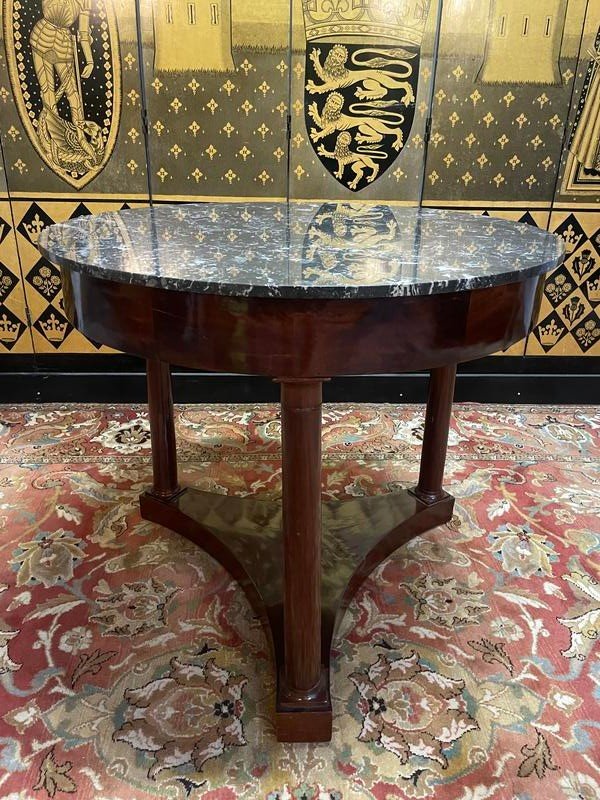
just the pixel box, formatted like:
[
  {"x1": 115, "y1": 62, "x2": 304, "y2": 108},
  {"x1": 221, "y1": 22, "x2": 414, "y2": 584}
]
[
  {"x1": 543, "y1": 265, "x2": 575, "y2": 308},
  {"x1": 17, "y1": 203, "x2": 55, "y2": 246},
  {"x1": 582, "y1": 268, "x2": 600, "y2": 307},
  {"x1": 560, "y1": 294, "x2": 588, "y2": 329},
  {"x1": 26, "y1": 258, "x2": 62, "y2": 301},
  {"x1": 571, "y1": 248, "x2": 597, "y2": 281},
  {"x1": 518, "y1": 212, "x2": 539, "y2": 227},
  {"x1": 572, "y1": 311, "x2": 600, "y2": 353},
  {"x1": 69, "y1": 203, "x2": 92, "y2": 220},
  {"x1": 0, "y1": 263, "x2": 18, "y2": 303},
  {"x1": 34, "y1": 305, "x2": 72, "y2": 349},
  {"x1": 554, "y1": 214, "x2": 587, "y2": 256},
  {"x1": 0, "y1": 213, "x2": 11, "y2": 247},
  {"x1": 0, "y1": 305, "x2": 26, "y2": 351},
  {"x1": 533, "y1": 310, "x2": 569, "y2": 353}
]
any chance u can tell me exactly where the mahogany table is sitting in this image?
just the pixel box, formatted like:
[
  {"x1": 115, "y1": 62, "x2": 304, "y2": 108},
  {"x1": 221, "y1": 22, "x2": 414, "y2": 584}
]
[{"x1": 39, "y1": 202, "x2": 563, "y2": 743}]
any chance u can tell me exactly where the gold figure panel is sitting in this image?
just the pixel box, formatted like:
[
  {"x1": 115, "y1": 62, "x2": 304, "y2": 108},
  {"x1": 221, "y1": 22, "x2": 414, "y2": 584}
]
[
  {"x1": 0, "y1": 0, "x2": 149, "y2": 197},
  {"x1": 558, "y1": 7, "x2": 600, "y2": 202},
  {"x1": 1, "y1": 0, "x2": 149, "y2": 355},
  {"x1": 527, "y1": 209, "x2": 600, "y2": 355},
  {"x1": 0, "y1": 188, "x2": 33, "y2": 353},
  {"x1": 2, "y1": 0, "x2": 121, "y2": 188}
]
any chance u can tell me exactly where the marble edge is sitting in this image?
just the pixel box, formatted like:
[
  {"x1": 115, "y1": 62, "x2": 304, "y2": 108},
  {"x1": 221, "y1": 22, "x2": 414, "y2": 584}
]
[
  {"x1": 38, "y1": 249, "x2": 565, "y2": 300},
  {"x1": 38, "y1": 221, "x2": 565, "y2": 301}
]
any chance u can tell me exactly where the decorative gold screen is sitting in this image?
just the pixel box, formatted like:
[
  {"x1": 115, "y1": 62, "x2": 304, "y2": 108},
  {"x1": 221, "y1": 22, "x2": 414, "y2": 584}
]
[{"x1": 0, "y1": 0, "x2": 597, "y2": 356}]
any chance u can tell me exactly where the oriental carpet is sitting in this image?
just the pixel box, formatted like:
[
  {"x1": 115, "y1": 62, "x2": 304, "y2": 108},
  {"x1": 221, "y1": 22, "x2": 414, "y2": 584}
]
[{"x1": 0, "y1": 403, "x2": 598, "y2": 800}]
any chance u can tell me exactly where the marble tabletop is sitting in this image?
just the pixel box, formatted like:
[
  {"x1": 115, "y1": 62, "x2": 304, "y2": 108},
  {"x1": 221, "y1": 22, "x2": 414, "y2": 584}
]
[{"x1": 38, "y1": 202, "x2": 564, "y2": 300}]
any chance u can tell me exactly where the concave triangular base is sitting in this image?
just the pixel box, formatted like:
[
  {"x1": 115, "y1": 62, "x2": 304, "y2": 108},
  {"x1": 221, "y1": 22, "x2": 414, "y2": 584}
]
[{"x1": 140, "y1": 486, "x2": 454, "y2": 742}]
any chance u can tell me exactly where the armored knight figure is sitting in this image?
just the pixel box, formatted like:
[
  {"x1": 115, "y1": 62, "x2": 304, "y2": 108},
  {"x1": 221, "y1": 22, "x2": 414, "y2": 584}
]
[{"x1": 29, "y1": 0, "x2": 104, "y2": 175}]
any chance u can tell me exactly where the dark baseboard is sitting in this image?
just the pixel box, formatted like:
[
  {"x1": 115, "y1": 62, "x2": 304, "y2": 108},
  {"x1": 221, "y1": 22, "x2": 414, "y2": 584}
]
[{"x1": 1, "y1": 355, "x2": 599, "y2": 404}]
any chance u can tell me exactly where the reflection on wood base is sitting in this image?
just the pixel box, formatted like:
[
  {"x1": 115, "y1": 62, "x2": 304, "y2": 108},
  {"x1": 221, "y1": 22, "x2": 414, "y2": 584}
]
[{"x1": 140, "y1": 486, "x2": 455, "y2": 742}]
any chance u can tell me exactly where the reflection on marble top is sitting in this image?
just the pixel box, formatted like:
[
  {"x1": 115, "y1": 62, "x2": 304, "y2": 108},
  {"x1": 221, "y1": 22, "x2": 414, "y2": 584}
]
[{"x1": 38, "y1": 202, "x2": 564, "y2": 299}]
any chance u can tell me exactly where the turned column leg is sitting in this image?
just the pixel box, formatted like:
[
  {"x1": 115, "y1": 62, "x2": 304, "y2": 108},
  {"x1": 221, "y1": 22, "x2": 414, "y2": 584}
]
[
  {"x1": 276, "y1": 379, "x2": 331, "y2": 741},
  {"x1": 413, "y1": 364, "x2": 457, "y2": 504},
  {"x1": 146, "y1": 358, "x2": 179, "y2": 498},
  {"x1": 281, "y1": 379, "x2": 322, "y2": 692}
]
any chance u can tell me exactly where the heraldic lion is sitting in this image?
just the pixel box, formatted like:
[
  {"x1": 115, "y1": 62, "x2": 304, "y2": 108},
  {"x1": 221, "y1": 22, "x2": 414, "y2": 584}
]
[
  {"x1": 306, "y1": 44, "x2": 415, "y2": 105},
  {"x1": 308, "y1": 92, "x2": 405, "y2": 151},
  {"x1": 317, "y1": 132, "x2": 387, "y2": 190}
]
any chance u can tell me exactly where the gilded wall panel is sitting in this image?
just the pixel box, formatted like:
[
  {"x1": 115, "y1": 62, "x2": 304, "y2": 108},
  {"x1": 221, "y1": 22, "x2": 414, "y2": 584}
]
[
  {"x1": 526, "y1": 208, "x2": 600, "y2": 355},
  {"x1": 0, "y1": 0, "x2": 596, "y2": 359},
  {"x1": 0, "y1": 161, "x2": 33, "y2": 353},
  {"x1": 12, "y1": 199, "x2": 148, "y2": 352},
  {"x1": 0, "y1": 0, "x2": 149, "y2": 353},
  {"x1": 0, "y1": 0, "x2": 149, "y2": 197},
  {"x1": 422, "y1": 0, "x2": 588, "y2": 207},
  {"x1": 139, "y1": 0, "x2": 291, "y2": 199},
  {"x1": 288, "y1": 0, "x2": 438, "y2": 201}
]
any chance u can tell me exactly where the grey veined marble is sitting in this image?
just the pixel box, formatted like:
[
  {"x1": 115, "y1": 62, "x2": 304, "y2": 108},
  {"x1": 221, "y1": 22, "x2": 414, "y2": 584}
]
[{"x1": 38, "y1": 202, "x2": 564, "y2": 300}]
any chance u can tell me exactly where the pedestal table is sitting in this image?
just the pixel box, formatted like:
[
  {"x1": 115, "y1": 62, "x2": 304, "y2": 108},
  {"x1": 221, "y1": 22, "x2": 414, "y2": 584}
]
[{"x1": 39, "y1": 201, "x2": 563, "y2": 742}]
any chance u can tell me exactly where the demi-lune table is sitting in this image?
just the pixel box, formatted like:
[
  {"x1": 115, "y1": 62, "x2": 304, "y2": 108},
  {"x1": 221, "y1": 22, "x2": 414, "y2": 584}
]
[{"x1": 39, "y1": 202, "x2": 563, "y2": 743}]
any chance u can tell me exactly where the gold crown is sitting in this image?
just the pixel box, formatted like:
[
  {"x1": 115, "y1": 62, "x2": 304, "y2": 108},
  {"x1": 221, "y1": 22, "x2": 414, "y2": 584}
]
[
  {"x1": 40, "y1": 313, "x2": 67, "y2": 342},
  {"x1": 0, "y1": 313, "x2": 20, "y2": 342},
  {"x1": 539, "y1": 319, "x2": 564, "y2": 347},
  {"x1": 587, "y1": 277, "x2": 600, "y2": 303},
  {"x1": 302, "y1": 0, "x2": 431, "y2": 44}
]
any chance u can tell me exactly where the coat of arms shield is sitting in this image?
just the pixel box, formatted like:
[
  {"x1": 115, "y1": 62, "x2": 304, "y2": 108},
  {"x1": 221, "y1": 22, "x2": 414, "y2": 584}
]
[
  {"x1": 302, "y1": 0, "x2": 431, "y2": 192},
  {"x1": 2, "y1": 0, "x2": 121, "y2": 188}
]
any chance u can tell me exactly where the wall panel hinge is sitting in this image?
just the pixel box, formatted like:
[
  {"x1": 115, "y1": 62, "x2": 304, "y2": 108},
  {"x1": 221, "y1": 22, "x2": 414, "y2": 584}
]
[{"x1": 424, "y1": 117, "x2": 432, "y2": 145}]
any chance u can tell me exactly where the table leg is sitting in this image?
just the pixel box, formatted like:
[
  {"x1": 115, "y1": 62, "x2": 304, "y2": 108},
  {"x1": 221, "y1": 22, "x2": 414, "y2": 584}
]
[
  {"x1": 413, "y1": 364, "x2": 457, "y2": 504},
  {"x1": 146, "y1": 358, "x2": 180, "y2": 499},
  {"x1": 276, "y1": 379, "x2": 331, "y2": 741}
]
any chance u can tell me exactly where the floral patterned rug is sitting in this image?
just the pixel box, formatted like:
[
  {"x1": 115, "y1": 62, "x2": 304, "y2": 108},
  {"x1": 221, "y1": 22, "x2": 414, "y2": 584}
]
[{"x1": 0, "y1": 403, "x2": 598, "y2": 800}]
